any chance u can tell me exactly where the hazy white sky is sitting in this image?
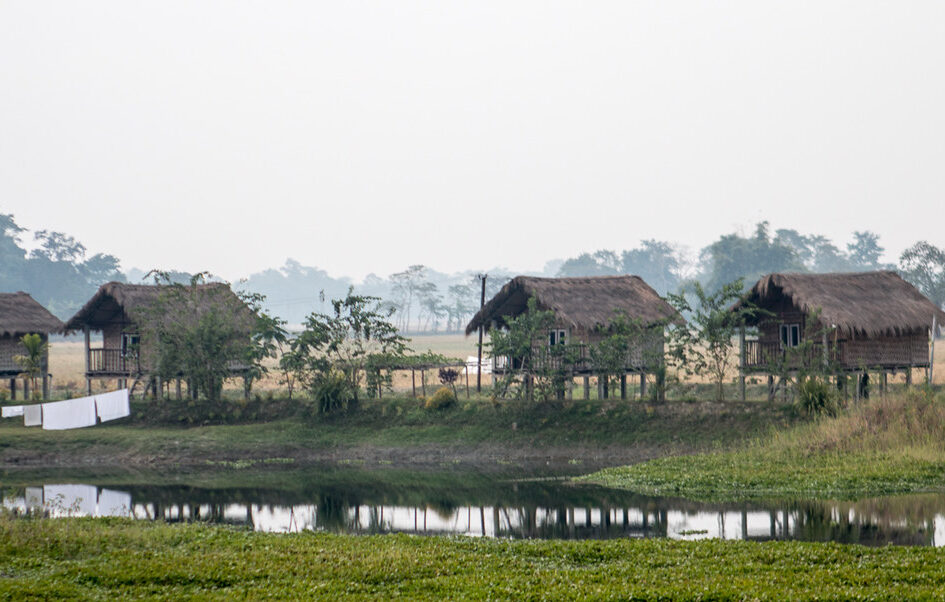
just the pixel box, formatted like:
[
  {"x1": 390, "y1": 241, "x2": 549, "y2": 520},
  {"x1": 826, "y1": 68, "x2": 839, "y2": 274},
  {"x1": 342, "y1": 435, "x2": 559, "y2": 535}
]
[{"x1": 2, "y1": 1, "x2": 943, "y2": 281}]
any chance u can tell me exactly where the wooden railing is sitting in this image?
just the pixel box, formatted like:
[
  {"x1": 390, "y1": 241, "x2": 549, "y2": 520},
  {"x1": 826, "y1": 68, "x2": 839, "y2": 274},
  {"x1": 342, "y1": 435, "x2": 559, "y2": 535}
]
[
  {"x1": 743, "y1": 340, "x2": 842, "y2": 370},
  {"x1": 493, "y1": 344, "x2": 653, "y2": 375},
  {"x1": 88, "y1": 348, "x2": 140, "y2": 375}
]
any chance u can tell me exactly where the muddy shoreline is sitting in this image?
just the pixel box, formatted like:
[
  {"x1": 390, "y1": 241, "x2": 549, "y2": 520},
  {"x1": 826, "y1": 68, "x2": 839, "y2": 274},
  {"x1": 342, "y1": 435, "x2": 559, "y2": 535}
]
[{"x1": 0, "y1": 441, "x2": 683, "y2": 472}]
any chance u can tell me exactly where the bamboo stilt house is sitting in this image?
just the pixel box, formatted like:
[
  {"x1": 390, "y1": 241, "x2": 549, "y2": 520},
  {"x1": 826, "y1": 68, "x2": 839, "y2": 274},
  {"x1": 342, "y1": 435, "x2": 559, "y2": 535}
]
[
  {"x1": 64, "y1": 282, "x2": 254, "y2": 397},
  {"x1": 466, "y1": 275, "x2": 682, "y2": 377},
  {"x1": 736, "y1": 271, "x2": 945, "y2": 375},
  {"x1": 0, "y1": 292, "x2": 64, "y2": 400}
]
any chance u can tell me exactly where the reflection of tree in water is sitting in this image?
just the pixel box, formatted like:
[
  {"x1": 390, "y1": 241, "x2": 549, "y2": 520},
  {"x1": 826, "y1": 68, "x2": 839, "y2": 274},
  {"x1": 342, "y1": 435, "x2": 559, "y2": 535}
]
[
  {"x1": 316, "y1": 491, "x2": 359, "y2": 532},
  {"x1": 787, "y1": 499, "x2": 934, "y2": 547},
  {"x1": 426, "y1": 499, "x2": 458, "y2": 521}
]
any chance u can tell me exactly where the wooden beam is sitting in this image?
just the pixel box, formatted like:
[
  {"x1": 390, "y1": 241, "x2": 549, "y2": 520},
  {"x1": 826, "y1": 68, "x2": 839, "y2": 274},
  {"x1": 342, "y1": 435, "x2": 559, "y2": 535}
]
[
  {"x1": 739, "y1": 326, "x2": 746, "y2": 401},
  {"x1": 476, "y1": 274, "x2": 486, "y2": 393},
  {"x1": 84, "y1": 325, "x2": 92, "y2": 395}
]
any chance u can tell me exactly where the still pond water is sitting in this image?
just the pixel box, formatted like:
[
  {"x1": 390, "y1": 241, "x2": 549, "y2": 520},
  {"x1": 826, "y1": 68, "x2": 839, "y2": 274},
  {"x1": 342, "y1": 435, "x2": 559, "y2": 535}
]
[{"x1": 3, "y1": 464, "x2": 944, "y2": 547}]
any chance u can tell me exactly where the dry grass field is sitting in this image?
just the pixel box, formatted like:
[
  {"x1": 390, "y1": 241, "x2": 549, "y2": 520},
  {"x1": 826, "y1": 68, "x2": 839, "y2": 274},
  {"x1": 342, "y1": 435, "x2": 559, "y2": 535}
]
[{"x1": 37, "y1": 334, "x2": 493, "y2": 396}]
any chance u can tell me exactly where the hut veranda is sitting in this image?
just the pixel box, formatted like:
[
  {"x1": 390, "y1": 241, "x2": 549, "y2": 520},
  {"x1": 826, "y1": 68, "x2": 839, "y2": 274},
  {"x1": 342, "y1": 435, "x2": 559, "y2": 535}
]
[
  {"x1": 0, "y1": 292, "x2": 64, "y2": 400},
  {"x1": 466, "y1": 275, "x2": 682, "y2": 400},
  {"x1": 736, "y1": 271, "x2": 945, "y2": 400}
]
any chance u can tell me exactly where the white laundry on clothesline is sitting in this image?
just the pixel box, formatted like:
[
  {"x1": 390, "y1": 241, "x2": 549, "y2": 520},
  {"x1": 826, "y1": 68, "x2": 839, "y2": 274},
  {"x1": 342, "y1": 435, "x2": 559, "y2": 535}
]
[
  {"x1": 41, "y1": 396, "x2": 97, "y2": 431},
  {"x1": 23, "y1": 404, "x2": 42, "y2": 427},
  {"x1": 95, "y1": 389, "x2": 130, "y2": 422},
  {"x1": 1, "y1": 405, "x2": 24, "y2": 418}
]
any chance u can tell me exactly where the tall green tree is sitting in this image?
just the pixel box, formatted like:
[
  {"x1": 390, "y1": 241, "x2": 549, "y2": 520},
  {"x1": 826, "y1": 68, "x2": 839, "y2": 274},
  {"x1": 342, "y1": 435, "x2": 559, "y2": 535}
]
[
  {"x1": 139, "y1": 272, "x2": 283, "y2": 401},
  {"x1": 621, "y1": 240, "x2": 683, "y2": 295},
  {"x1": 667, "y1": 279, "x2": 760, "y2": 401},
  {"x1": 847, "y1": 231, "x2": 887, "y2": 271},
  {"x1": 557, "y1": 251, "x2": 621, "y2": 277},
  {"x1": 900, "y1": 241, "x2": 945, "y2": 309},
  {"x1": 700, "y1": 222, "x2": 802, "y2": 292},
  {"x1": 292, "y1": 288, "x2": 409, "y2": 410},
  {"x1": 390, "y1": 265, "x2": 428, "y2": 331}
]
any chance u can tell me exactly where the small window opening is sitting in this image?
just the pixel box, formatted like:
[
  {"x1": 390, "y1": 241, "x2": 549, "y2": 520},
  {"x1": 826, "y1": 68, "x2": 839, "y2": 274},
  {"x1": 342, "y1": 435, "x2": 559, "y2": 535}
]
[
  {"x1": 121, "y1": 333, "x2": 140, "y2": 356},
  {"x1": 779, "y1": 324, "x2": 800, "y2": 348}
]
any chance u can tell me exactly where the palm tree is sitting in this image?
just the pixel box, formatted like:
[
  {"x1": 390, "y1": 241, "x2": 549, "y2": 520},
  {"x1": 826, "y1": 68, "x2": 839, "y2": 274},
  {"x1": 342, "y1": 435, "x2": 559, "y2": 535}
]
[{"x1": 14, "y1": 333, "x2": 48, "y2": 400}]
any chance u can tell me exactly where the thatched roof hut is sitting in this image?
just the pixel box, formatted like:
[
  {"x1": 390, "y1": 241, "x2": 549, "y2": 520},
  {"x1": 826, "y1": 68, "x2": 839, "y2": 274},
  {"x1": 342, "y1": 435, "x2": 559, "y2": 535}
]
[
  {"x1": 0, "y1": 292, "x2": 64, "y2": 337},
  {"x1": 739, "y1": 271, "x2": 945, "y2": 338},
  {"x1": 64, "y1": 281, "x2": 250, "y2": 332},
  {"x1": 466, "y1": 275, "x2": 681, "y2": 335},
  {"x1": 65, "y1": 281, "x2": 255, "y2": 385}
]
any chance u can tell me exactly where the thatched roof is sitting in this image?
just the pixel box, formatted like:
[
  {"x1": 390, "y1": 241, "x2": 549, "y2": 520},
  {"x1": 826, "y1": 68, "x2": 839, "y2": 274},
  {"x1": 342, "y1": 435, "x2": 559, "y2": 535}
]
[
  {"x1": 465, "y1": 275, "x2": 682, "y2": 335},
  {"x1": 64, "y1": 282, "x2": 252, "y2": 331},
  {"x1": 739, "y1": 271, "x2": 945, "y2": 338},
  {"x1": 0, "y1": 292, "x2": 64, "y2": 337}
]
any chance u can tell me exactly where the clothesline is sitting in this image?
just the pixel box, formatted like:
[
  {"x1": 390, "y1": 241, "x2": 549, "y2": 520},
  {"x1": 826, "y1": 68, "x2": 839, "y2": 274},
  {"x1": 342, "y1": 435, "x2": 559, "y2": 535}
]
[{"x1": 0, "y1": 389, "x2": 131, "y2": 430}]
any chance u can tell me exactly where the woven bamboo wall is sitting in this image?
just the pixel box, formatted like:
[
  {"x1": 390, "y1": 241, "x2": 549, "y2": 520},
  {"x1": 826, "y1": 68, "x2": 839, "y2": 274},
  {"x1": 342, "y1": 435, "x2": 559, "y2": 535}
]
[{"x1": 842, "y1": 333, "x2": 929, "y2": 369}]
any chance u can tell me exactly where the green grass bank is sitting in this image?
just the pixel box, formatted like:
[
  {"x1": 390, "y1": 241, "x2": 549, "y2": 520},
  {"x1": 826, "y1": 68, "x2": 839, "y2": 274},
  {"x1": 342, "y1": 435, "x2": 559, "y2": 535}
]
[
  {"x1": 0, "y1": 396, "x2": 793, "y2": 469},
  {"x1": 2, "y1": 518, "x2": 945, "y2": 600},
  {"x1": 584, "y1": 388, "x2": 945, "y2": 499}
]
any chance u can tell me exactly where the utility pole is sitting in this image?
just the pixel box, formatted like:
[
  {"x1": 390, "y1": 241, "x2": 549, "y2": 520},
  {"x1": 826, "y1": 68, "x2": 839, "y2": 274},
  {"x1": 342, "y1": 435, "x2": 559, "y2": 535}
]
[
  {"x1": 476, "y1": 274, "x2": 487, "y2": 393},
  {"x1": 931, "y1": 314, "x2": 937, "y2": 385}
]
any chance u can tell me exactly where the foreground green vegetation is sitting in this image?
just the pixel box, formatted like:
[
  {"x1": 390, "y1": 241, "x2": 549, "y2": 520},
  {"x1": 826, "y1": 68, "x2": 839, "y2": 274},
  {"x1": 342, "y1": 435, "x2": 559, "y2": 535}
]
[
  {"x1": 0, "y1": 396, "x2": 794, "y2": 468},
  {"x1": 3, "y1": 518, "x2": 945, "y2": 599},
  {"x1": 585, "y1": 389, "x2": 945, "y2": 499}
]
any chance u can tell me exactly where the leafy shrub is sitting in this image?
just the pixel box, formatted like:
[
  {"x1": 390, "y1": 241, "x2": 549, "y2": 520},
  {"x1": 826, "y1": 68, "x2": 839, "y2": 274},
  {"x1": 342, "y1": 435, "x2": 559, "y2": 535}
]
[
  {"x1": 311, "y1": 370, "x2": 356, "y2": 414},
  {"x1": 796, "y1": 376, "x2": 838, "y2": 416},
  {"x1": 425, "y1": 387, "x2": 456, "y2": 410}
]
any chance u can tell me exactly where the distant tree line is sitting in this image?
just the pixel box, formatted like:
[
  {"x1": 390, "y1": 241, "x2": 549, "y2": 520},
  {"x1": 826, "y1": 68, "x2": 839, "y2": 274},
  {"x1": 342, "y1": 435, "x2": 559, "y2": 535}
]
[
  {"x1": 2, "y1": 212, "x2": 944, "y2": 328},
  {"x1": 0, "y1": 214, "x2": 124, "y2": 318},
  {"x1": 554, "y1": 222, "x2": 945, "y2": 310}
]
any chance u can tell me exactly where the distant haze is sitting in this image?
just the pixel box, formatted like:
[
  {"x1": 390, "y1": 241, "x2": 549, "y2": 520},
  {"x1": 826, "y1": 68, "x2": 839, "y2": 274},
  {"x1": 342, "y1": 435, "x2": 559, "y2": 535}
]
[{"x1": 2, "y1": 1, "x2": 943, "y2": 281}]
